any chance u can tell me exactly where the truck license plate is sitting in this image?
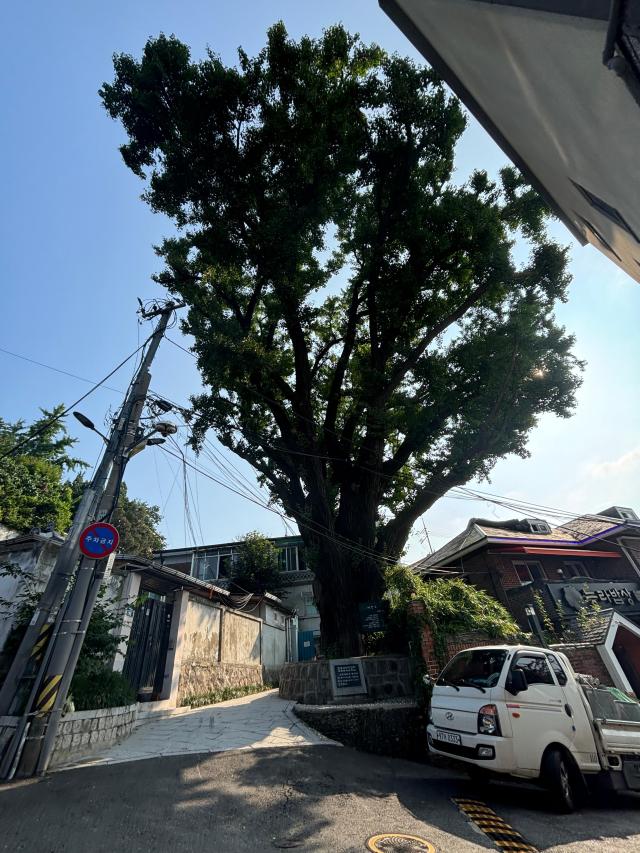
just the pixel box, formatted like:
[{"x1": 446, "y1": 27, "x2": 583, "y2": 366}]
[{"x1": 435, "y1": 730, "x2": 461, "y2": 745}]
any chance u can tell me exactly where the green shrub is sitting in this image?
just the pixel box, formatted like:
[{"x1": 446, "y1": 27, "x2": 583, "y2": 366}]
[
  {"x1": 182, "y1": 683, "x2": 269, "y2": 709},
  {"x1": 69, "y1": 666, "x2": 136, "y2": 711},
  {"x1": 385, "y1": 565, "x2": 523, "y2": 687}
]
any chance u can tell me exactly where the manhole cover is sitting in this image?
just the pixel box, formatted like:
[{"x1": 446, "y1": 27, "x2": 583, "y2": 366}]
[{"x1": 366, "y1": 834, "x2": 435, "y2": 852}]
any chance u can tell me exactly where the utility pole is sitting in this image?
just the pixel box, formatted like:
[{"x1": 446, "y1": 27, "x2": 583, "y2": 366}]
[{"x1": 0, "y1": 301, "x2": 179, "y2": 779}]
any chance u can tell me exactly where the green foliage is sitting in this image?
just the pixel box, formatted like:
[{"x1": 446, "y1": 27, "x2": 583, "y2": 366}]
[
  {"x1": 0, "y1": 578, "x2": 132, "y2": 711},
  {"x1": 70, "y1": 668, "x2": 136, "y2": 712},
  {"x1": 110, "y1": 481, "x2": 165, "y2": 558},
  {"x1": 0, "y1": 407, "x2": 86, "y2": 533},
  {"x1": 229, "y1": 531, "x2": 285, "y2": 594},
  {"x1": 386, "y1": 565, "x2": 522, "y2": 665},
  {"x1": 102, "y1": 23, "x2": 583, "y2": 653},
  {"x1": 532, "y1": 590, "x2": 559, "y2": 643},
  {"x1": 181, "y1": 683, "x2": 269, "y2": 709}
]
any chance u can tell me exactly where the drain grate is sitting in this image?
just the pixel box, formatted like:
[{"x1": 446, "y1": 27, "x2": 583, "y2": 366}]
[{"x1": 366, "y1": 833, "x2": 435, "y2": 852}]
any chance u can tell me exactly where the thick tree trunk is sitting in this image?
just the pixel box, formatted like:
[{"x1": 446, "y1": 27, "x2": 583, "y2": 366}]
[{"x1": 307, "y1": 494, "x2": 385, "y2": 658}]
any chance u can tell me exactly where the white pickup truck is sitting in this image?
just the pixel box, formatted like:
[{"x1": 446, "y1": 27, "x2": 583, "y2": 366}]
[{"x1": 426, "y1": 644, "x2": 640, "y2": 811}]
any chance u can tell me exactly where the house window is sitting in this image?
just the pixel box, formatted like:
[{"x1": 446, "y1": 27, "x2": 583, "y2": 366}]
[
  {"x1": 217, "y1": 551, "x2": 235, "y2": 579},
  {"x1": 513, "y1": 560, "x2": 546, "y2": 584},
  {"x1": 193, "y1": 552, "x2": 217, "y2": 581},
  {"x1": 526, "y1": 519, "x2": 551, "y2": 534},
  {"x1": 617, "y1": 508, "x2": 638, "y2": 521},
  {"x1": 563, "y1": 561, "x2": 588, "y2": 579},
  {"x1": 572, "y1": 182, "x2": 639, "y2": 243},
  {"x1": 278, "y1": 546, "x2": 300, "y2": 572}
]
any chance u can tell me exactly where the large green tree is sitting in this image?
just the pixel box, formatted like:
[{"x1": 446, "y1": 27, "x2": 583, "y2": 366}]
[
  {"x1": 110, "y1": 482, "x2": 165, "y2": 558},
  {"x1": 1, "y1": 408, "x2": 165, "y2": 556},
  {"x1": 101, "y1": 24, "x2": 583, "y2": 654},
  {"x1": 0, "y1": 407, "x2": 86, "y2": 532}
]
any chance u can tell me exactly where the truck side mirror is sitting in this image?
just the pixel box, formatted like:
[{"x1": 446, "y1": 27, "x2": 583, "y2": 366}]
[{"x1": 507, "y1": 668, "x2": 528, "y2": 695}]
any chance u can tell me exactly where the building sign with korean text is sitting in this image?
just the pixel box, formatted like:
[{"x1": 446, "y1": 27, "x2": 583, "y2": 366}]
[
  {"x1": 547, "y1": 581, "x2": 640, "y2": 617},
  {"x1": 358, "y1": 601, "x2": 387, "y2": 634}
]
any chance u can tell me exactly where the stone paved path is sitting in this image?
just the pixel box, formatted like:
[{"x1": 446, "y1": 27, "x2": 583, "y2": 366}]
[{"x1": 61, "y1": 689, "x2": 331, "y2": 769}]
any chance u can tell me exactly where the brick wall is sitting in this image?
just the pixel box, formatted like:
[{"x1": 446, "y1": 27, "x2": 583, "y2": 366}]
[
  {"x1": 409, "y1": 600, "x2": 495, "y2": 676},
  {"x1": 550, "y1": 643, "x2": 613, "y2": 686}
]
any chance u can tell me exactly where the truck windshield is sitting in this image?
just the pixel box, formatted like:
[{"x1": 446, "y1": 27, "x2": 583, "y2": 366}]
[{"x1": 437, "y1": 649, "x2": 508, "y2": 690}]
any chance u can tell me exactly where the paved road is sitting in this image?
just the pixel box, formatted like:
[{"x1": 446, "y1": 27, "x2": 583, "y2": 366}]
[
  {"x1": 63, "y1": 690, "x2": 329, "y2": 767},
  {"x1": 3, "y1": 743, "x2": 640, "y2": 853},
  {"x1": 2, "y1": 692, "x2": 640, "y2": 852}
]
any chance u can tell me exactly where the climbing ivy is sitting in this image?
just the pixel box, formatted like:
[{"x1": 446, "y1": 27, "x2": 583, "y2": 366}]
[{"x1": 385, "y1": 565, "x2": 523, "y2": 669}]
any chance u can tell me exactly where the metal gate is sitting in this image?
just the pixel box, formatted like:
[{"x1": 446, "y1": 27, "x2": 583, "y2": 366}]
[
  {"x1": 298, "y1": 630, "x2": 316, "y2": 661},
  {"x1": 123, "y1": 596, "x2": 172, "y2": 701}
]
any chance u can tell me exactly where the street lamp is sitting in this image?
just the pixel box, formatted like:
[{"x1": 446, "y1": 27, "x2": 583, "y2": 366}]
[{"x1": 73, "y1": 411, "x2": 109, "y2": 443}]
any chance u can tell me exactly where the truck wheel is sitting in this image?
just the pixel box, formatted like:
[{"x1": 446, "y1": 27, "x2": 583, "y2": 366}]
[{"x1": 542, "y1": 748, "x2": 581, "y2": 813}]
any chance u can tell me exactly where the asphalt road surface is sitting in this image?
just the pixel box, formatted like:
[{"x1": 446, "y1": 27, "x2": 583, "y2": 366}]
[{"x1": 1, "y1": 745, "x2": 639, "y2": 852}]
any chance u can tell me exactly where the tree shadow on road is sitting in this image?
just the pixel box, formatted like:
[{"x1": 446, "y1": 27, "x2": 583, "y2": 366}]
[{"x1": 1, "y1": 745, "x2": 639, "y2": 852}]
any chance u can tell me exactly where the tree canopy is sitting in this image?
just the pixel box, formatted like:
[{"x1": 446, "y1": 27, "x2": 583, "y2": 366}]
[
  {"x1": 229, "y1": 531, "x2": 285, "y2": 595},
  {"x1": 110, "y1": 482, "x2": 165, "y2": 558},
  {"x1": 101, "y1": 23, "x2": 583, "y2": 653},
  {"x1": 0, "y1": 408, "x2": 165, "y2": 556},
  {"x1": 0, "y1": 407, "x2": 85, "y2": 533}
]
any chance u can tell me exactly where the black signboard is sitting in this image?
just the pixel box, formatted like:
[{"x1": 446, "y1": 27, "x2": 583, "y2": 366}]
[
  {"x1": 333, "y1": 663, "x2": 362, "y2": 690},
  {"x1": 547, "y1": 581, "x2": 640, "y2": 616},
  {"x1": 359, "y1": 601, "x2": 387, "y2": 634}
]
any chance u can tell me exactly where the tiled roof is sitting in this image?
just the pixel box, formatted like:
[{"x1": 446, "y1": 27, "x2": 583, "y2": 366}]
[
  {"x1": 411, "y1": 523, "x2": 484, "y2": 572},
  {"x1": 414, "y1": 514, "x2": 624, "y2": 571},
  {"x1": 571, "y1": 610, "x2": 616, "y2": 646}
]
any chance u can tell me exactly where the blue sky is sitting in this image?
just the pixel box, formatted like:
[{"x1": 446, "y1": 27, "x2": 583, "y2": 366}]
[{"x1": 2, "y1": 0, "x2": 639, "y2": 561}]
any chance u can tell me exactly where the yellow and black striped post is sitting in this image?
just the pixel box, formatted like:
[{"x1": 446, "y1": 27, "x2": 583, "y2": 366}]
[
  {"x1": 33, "y1": 674, "x2": 62, "y2": 717},
  {"x1": 30, "y1": 623, "x2": 53, "y2": 663}
]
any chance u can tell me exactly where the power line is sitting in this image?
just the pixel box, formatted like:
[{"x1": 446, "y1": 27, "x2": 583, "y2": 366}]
[
  {"x1": 163, "y1": 337, "x2": 640, "y2": 562},
  {"x1": 0, "y1": 346, "x2": 125, "y2": 395},
  {"x1": 159, "y1": 444, "x2": 456, "y2": 573},
  {"x1": 0, "y1": 337, "x2": 152, "y2": 463}
]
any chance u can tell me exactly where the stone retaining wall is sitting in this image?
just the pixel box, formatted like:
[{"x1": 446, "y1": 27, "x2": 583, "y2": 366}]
[
  {"x1": 279, "y1": 656, "x2": 414, "y2": 705},
  {"x1": 50, "y1": 703, "x2": 138, "y2": 769},
  {"x1": 294, "y1": 701, "x2": 427, "y2": 761},
  {"x1": 177, "y1": 661, "x2": 263, "y2": 706}
]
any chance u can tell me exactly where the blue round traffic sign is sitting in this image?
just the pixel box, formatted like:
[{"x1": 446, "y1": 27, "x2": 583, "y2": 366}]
[{"x1": 79, "y1": 522, "x2": 119, "y2": 559}]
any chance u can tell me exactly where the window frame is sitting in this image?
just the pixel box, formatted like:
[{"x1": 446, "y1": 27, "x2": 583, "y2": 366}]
[
  {"x1": 512, "y1": 560, "x2": 546, "y2": 585},
  {"x1": 278, "y1": 545, "x2": 300, "y2": 573},
  {"x1": 563, "y1": 560, "x2": 589, "y2": 579},
  {"x1": 511, "y1": 652, "x2": 555, "y2": 687},
  {"x1": 546, "y1": 653, "x2": 568, "y2": 687}
]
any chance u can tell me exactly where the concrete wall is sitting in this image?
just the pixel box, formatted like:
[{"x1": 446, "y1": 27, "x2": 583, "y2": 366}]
[
  {"x1": 222, "y1": 609, "x2": 260, "y2": 664},
  {"x1": 0, "y1": 539, "x2": 58, "y2": 652},
  {"x1": 176, "y1": 597, "x2": 264, "y2": 705}
]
